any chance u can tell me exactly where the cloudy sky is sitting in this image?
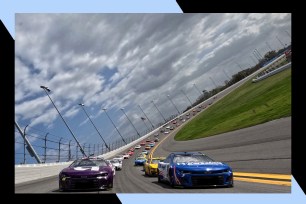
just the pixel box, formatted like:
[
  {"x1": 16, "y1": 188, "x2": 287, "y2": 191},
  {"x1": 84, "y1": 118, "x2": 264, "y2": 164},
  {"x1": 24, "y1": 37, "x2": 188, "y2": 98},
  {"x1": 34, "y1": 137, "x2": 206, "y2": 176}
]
[{"x1": 15, "y1": 13, "x2": 291, "y2": 163}]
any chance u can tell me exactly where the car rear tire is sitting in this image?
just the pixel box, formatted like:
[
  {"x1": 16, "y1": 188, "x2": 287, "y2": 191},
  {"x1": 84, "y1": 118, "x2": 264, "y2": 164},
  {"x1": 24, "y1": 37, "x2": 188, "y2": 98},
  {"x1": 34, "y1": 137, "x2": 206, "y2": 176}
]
[
  {"x1": 169, "y1": 170, "x2": 175, "y2": 188},
  {"x1": 108, "y1": 180, "x2": 113, "y2": 189}
]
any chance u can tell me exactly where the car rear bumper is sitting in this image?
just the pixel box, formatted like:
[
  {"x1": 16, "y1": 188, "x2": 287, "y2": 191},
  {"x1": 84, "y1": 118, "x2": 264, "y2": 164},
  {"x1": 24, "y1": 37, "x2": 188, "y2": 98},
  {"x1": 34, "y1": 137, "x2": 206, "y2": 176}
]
[{"x1": 59, "y1": 177, "x2": 112, "y2": 191}]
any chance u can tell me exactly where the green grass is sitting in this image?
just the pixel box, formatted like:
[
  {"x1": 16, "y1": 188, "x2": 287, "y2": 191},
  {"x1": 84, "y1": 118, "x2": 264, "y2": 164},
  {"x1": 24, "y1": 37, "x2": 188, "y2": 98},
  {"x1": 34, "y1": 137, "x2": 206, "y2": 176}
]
[{"x1": 175, "y1": 68, "x2": 291, "y2": 141}]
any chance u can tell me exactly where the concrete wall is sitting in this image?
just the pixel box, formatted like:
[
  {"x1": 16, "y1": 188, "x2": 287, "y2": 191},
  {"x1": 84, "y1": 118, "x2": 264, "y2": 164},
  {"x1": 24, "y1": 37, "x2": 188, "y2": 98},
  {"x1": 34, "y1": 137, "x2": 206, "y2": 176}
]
[{"x1": 252, "y1": 62, "x2": 291, "y2": 83}]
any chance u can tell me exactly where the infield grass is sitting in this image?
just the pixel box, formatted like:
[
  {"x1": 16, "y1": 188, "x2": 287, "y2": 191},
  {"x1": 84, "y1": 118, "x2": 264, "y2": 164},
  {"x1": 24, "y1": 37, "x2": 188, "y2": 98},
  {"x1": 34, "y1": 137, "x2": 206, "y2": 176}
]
[{"x1": 175, "y1": 68, "x2": 291, "y2": 141}]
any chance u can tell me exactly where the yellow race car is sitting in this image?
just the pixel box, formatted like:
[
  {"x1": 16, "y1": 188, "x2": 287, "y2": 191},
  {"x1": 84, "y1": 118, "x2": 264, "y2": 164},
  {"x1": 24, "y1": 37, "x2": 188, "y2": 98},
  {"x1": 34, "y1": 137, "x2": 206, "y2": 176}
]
[{"x1": 144, "y1": 157, "x2": 166, "y2": 176}]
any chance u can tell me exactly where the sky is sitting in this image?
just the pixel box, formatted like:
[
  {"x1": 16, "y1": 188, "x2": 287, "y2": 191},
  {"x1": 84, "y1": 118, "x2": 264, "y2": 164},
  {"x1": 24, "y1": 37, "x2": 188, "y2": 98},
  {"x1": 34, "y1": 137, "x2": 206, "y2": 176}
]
[{"x1": 14, "y1": 13, "x2": 291, "y2": 164}]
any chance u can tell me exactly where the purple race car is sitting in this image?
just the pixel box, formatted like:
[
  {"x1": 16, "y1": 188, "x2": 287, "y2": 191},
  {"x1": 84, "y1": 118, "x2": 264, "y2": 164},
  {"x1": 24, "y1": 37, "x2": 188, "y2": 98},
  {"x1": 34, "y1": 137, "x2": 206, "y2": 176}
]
[{"x1": 59, "y1": 158, "x2": 114, "y2": 191}]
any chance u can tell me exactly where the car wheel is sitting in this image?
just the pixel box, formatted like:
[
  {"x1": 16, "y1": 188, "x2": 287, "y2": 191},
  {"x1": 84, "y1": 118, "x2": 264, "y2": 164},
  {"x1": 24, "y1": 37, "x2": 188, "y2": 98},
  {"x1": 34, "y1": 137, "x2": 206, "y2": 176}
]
[
  {"x1": 169, "y1": 170, "x2": 175, "y2": 188},
  {"x1": 108, "y1": 180, "x2": 113, "y2": 189}
]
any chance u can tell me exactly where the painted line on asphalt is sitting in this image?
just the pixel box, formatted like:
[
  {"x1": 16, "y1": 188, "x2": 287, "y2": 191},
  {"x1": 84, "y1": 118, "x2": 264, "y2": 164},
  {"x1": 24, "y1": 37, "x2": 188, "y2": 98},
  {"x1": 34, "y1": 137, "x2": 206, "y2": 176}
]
[
  {"x1": 149, "y1": 132, "x2": 173, "y2": 158},
  {"x1": 147, "y1": 116, "x2": 291, "y2": 187},
  {"x1": 234, "y1": 172, "x2": 291, "y2": 186},
  {"x1": 234, "y1": 172, "x2": 291, "y2": 180},
  {"x1": 234, "y1": 177, "x2": 291, "y2": 186}
]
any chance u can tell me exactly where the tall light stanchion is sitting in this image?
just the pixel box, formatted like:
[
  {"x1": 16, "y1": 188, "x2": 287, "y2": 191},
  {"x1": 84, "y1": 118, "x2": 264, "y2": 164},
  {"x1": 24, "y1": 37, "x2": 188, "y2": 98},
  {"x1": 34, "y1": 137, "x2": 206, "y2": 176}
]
[
  {"x1": 285, "y1": 30, "x2": 291, "y2": 38},
  {"x1": 253, "y1": 51, "x2": 260, "y2": 61},
  {"x1": 151, "y1": 100, "x2": 166, "y2": 123},
  {"x1": 255, "y1": 49, "x2": 263, "y2": 59},
  {"x1": 120, "y1": 108, "x2": 141, "y2": 138},
  {"x1": 181, "y1": 90, "x2": 193, "y2": 107},
  {"x1": 250, "y1": 55, "x2": 257, "y2": 65},
  {"x1": 208, "y1": 77, "x2": 218, "y2": 88},
  {"x1": 79, "y1": 103, "x2": 110, "y2": 151},
  {"x1": 138, "y1": 104, "x2": 154, "y2": 129},
  {"x1": 265, "y1": 41, "x2": 273, "y2": 52},
  {"x1": 193, "y1": 83, "x2": 202, "y2": 96},
  {"x1": 15, "y1": 121, "x2": 42, "y2": 163},
  {"x1": 23, "y1": 124, "x2": 29, "y2": 164},
  {"x1": 167, "y1": 95, "x2": 180, "y2": 115},
  {"x1": 276, "y1": 36, "x2": 285, "y2": 49},
  {"x1": 141, "y1": 117, "x2": 149, "y2": 130},
  {"x1": 222, "y1": 70, "x2": 231, "y2": 81},
  {"x1": 102, "y1": 108, "x2": 127, "y2": 144},
  {"x1": 40, "y1": 86, "x2": 87, "y2": 157}
]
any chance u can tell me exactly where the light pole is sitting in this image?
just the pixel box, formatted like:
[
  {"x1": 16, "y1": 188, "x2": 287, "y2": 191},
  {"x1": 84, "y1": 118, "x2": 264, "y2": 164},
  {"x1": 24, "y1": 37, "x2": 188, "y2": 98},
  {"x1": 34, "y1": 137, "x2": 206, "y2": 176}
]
[
  {"x1": 167, "y1": 95, "x2": 180, "y2": 115},
  {"x1": 250, "y1": 55, "x2": 258, "y2": 64},
  {"x1": 151, "y1": 100, "x2": 166, "y2": 123},
  {"x1": 79, "y1": 103, "x2": 110, "y2": 151},
  {"x1": 102, "y1": 108, "x2": 127, "y2": 144},
  {"x1": 140, "y1": 116, "x2": 149, "y2": 130},
  {"x1": 276, "y1": 35, "x2": 285, "y2": 49},
  {"x1": 208, "y1": 77, "x2": 218, "y2": 88},
  {"x1": 265, "y1": 41, "x2": 273, "y2": 52},
  {"x1": 222, "y1": 70, "x2": 231, "y2": 81},
  {"x1": 255, "y1": 49, "x2": 263, "y2": 59},
  {"x1": 193, "y1": 83, "x2": 202, "y2": 96},
  {"x1": 253, "y1": 51, "x2": 261, "y2": 61},
  {"x1": 23, "y1": 124, "x2": 29, "y2": 164},
  {"x1": 181, "y1": 90, "x2": 193, "y2": 107},
  {"x1": 15, "y1": 121, "x2": 42, "y2": 163},
  {"x1": 121, "y1": 108, "x2": 141, "y2": 138},
  {"x1": 138, "y1": 104, "x2": 154, "y2": 129},
  {"x1": 40, "y1": 86, "x2": 87, "y2": 157}
]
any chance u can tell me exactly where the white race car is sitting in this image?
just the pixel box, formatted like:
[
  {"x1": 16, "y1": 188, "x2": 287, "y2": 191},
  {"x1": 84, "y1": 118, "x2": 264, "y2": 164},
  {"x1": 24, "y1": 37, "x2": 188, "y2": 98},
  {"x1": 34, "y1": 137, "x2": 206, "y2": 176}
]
[
  {"x1": 105, "y1": 160, "x2": 116, "y2": 176},
  {"x1": 135, "y1": 145, "x2": 141, "y2": 149},
  {"x1": 113, "y1": 155, "x2": 124, "y2": 161},
  {"x1": 110, "y1": 159, "x2": 122, "y2": 170}
]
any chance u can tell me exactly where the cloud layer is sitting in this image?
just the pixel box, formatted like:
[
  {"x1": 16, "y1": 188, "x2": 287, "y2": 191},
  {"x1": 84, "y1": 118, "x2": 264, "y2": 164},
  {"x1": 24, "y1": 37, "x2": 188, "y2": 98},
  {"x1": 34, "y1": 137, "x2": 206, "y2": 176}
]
[{"x1": 15, "y1": 13, "x2": 291, "y2": 153}]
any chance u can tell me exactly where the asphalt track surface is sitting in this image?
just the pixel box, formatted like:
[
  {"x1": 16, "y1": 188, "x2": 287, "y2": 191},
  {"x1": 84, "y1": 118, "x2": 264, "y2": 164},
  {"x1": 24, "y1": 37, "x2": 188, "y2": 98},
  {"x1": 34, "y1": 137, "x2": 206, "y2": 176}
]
[{"x1": 15, "y1": 116, "x2": 291, "y2": 193}]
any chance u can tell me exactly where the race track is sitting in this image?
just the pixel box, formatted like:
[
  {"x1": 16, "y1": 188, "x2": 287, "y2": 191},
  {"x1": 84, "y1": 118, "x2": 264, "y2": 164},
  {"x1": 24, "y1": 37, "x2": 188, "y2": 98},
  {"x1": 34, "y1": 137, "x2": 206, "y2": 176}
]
[{"x1": 15, "y1": 117, "x2": 291, "y2": 193}]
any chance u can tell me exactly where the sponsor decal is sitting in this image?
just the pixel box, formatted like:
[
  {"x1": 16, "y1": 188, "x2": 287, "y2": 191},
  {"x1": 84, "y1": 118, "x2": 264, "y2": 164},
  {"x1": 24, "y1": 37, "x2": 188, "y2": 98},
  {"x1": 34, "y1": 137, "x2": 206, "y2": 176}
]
[
  {"x1": 74, "y1": 167, "x2": 90, "y2": 171},
  {"x1": 91, "y1": 166, "x2": 99, "y2": 171}
]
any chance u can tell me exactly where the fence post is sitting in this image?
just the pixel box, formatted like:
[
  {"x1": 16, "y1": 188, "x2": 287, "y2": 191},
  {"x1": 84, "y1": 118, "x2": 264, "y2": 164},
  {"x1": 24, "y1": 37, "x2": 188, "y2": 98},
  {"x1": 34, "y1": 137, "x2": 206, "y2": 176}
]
[
  {"x1": 68, "y1": 140, "x2": 72, "y2": 161},
  {"x1": 83, "y1": 143, "x2": 86, "y2": 157},
  {"x1": 58, "y1": 137, "x2": 62, "y2": 162},
  {"x1": 76, "y1": 145, "x2": 78, "y2": 159},
  {"x1": 89, "y1": 144, "x2": 91, "y2": 155},
  {"x1": 44, "y1": 133, "x2": 49, "y2": 163},
  {"x1": 97, "y1": 144, "x2": 99, "y2": 155},
  {"x1": 93, "y1": 144, "x2": 95, "y2": 156},
  {"x1": 23, "y1": 125, "x2": 29, "y2": 164}
]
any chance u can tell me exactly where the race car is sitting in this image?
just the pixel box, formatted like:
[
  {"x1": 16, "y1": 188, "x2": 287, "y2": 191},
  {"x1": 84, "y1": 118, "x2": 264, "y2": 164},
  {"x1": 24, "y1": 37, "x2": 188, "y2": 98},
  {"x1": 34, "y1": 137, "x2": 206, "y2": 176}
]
[
  {"x1": 105, "y1": 160, "x2": 116, "y2": 176},
  {"x1": 135, "y1": 145, "x2": 141, "y2": 149},
  {"x1": 157, "y1": 152, "x2": 233, "y2": 188},
  {"x1": 59, "y1": 158, "x2": 114, "y2": 191},
  {"x1": 144, "y1": 157, "x2": 165, "y2": 176},
  {"x1": 134, "y1": 156, "x2": 147, "y2": 166},
  {"x1": 110, "y1": 159, "x2": 122, "y2": 170},
  {"x1": 142, "y1": 150, "x2": 149, "y2": 155}
]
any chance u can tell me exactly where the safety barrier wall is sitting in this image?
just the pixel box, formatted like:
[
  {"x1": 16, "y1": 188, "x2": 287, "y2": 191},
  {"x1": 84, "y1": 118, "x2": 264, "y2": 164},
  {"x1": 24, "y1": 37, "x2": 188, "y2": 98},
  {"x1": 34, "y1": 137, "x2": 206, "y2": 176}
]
[
  {"x1": 252, "y1": 62, "x2": 291, "y2": 83},
  {"x1": 15, "y1": 127, "x2": 160, "y2": 184}
]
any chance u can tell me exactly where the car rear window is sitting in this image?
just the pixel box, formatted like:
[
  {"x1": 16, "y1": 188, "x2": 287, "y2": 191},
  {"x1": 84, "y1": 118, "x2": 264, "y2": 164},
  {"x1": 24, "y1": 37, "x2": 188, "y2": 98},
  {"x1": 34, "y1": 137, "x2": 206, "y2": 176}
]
[{"x1": 173, "y1": 155, "x2": 214, "y2": 163}]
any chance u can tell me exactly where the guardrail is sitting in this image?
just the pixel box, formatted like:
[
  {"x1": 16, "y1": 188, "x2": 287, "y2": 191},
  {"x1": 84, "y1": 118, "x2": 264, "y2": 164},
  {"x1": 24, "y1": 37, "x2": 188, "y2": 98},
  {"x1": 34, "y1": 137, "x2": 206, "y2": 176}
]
[
  {"x1": 15, "y1": 127, "x2": 161, "y2": 184},
  {"x1": 252, "y1": 62, "x2": 291, "y2": 83}
]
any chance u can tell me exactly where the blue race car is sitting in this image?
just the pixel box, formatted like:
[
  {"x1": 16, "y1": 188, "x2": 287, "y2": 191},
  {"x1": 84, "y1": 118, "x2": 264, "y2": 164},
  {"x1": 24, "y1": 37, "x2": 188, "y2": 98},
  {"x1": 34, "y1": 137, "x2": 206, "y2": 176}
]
[
  {"x1": 134, "y1": 156, "x2": 147, "y2": 166},
  {"x1": 157, "y1": 152, "x2": 233, "y2": 188}
]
